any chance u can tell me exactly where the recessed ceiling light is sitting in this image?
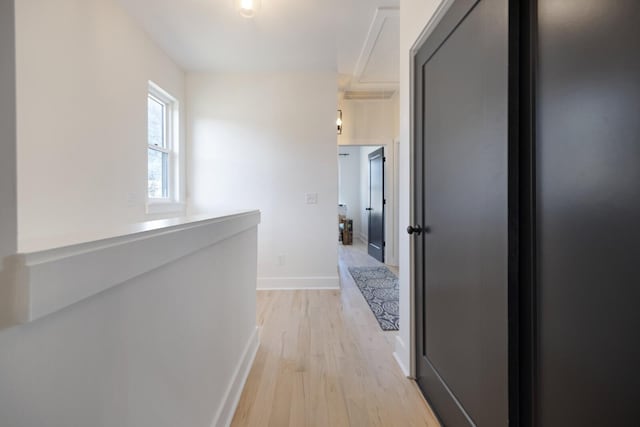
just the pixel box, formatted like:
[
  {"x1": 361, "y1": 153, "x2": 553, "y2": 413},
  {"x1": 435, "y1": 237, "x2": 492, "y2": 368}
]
[{"x1": 236, "y1": 0, "x2": 261, "y2": 18}]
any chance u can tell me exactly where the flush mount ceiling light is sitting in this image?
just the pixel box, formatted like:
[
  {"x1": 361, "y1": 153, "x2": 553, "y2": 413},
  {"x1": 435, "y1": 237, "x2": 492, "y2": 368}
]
[
  {"x1": 236, "y1": 0, "x2": 261, "y2": 18},
  {"x1": 337, "y1": 110, "x2": 343, "y2": 135}
]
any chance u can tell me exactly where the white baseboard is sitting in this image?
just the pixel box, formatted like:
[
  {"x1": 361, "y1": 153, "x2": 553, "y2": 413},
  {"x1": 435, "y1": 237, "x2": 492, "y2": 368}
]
[
  {"x1": 211, "y1": 327, "x2": 260, "y2": 427},
  {"x1": 393, "y1": 335, "x2": 411, "y2": 378},
  {"x1": 257, "y1": 276, "x2": 340, "y2": 290}
]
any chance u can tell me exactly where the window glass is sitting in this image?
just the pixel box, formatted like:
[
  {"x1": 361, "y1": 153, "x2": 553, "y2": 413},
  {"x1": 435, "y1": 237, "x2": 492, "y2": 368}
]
[
  {"x1": 147, "y1": 96, "x2": 165, "y2": 148},
  {"x1": 147, "y1": 148, "x2": 168, "y2": 198},
  {"x1": 147, "y1": 83, "x2": 178, "y2": 205}
]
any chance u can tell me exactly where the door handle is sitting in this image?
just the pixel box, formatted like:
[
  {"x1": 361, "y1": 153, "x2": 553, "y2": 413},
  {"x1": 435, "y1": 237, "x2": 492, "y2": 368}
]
[
  {"x1": 407, "y1": 225, "x2": 430, "y2": 235},
  {"x1": 407, "y1": 225, "x2": 422, "y2": 235},
  {"x1": 365, "y1": 208, "x2": 373, "y2": 211}
]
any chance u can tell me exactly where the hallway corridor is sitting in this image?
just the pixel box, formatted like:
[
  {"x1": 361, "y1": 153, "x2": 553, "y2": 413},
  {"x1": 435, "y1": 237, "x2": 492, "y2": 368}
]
[{"x1": 230, "y1": 244, "x2": 439, "y2": 426}]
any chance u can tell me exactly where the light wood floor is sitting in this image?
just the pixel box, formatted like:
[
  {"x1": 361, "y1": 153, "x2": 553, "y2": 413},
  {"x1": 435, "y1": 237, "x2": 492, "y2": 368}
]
[{"x1": 230, "y1": 240, "x2": 440, "y2": 427}]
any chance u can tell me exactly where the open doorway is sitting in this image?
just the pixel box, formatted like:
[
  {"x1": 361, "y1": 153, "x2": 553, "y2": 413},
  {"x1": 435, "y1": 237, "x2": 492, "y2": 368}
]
[
  {"x1": 338, "y1": 145, "x2": 386, "y2": 259},
  {"x1": 336, "y1": 91, "x2": 400, "y2": 333},
  {"x1": 338, "y1": 144, "x2": 399, "y2": 333}
]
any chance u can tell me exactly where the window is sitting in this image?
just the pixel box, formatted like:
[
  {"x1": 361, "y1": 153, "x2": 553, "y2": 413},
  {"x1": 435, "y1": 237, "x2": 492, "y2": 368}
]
[{"x1": 147, "y1": 81, "x2": 182, "y2": 213}]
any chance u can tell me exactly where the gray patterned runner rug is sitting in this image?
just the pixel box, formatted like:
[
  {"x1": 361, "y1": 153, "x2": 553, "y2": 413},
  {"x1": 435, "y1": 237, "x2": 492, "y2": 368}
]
[{"x1": 348, "y1": 266, "x2": 399, "y2": 331}]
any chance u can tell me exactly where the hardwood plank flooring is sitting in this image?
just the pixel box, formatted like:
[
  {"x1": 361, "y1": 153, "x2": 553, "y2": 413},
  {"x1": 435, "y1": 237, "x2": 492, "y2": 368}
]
[{"x1": 231, "y1": 240, "x2": 440, "y2": 427}]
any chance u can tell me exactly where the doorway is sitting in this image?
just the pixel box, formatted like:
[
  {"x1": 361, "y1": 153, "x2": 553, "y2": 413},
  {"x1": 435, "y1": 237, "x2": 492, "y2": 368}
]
[{"x1": 338, "y1": 145, "x2": 387, "y2": 263}]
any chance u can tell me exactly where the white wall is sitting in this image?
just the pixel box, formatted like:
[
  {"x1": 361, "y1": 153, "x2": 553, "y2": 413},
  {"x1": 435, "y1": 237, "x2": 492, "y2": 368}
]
[
  {"x1": 396, "y1": 0, "x2": 444, "y2": 375},
  {"x1": 392, "y1": 91, "x2": 400, "y2": 138},
  {"x1": 338, "y1": 146, "x2": 362, "y2": 235},
  {"x1": 15, "y1": 0, "x2": 186, "y2": 243},
  {"x1": 0, "y1": 0, "x2": 17, "y2": 261},
  {"x1": 0, "y1": 225, "x2": 259, "y2": 427},
  {"x1": 338, "y1": 98, "x2": 398, "y2": 146},
  {"x1": 187, "y1": 71, "x2": 339, "y2": 289}
]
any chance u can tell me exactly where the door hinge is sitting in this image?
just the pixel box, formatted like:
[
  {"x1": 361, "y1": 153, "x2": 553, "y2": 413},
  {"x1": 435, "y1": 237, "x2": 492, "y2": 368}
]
[
  {"x1": 384, "y1": 199, "x2": 387, "y2": 205},
  {"x1": 383, "y1": 157, "x2": 387, "y2": 162}
]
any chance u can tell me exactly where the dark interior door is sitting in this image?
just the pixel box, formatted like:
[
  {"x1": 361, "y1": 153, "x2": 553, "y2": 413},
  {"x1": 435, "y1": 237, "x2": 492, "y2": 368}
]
[
  {"x1": 368, "y1": 147, "x2": 385, "y2": 262},
  {"x1": 535, "y1": 1, "x2": 640, "y2": 425},
  {"x1": 413, "y1": 0, "x2": 509, "y2": 425}
]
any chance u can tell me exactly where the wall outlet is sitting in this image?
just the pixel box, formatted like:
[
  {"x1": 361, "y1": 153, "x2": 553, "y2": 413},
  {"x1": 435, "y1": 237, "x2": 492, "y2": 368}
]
[
  {"x1": 277, "y1": 255, "x2": 286, "y2": 266},
  {"x1": 305, "y1": 193, "x2": 318, "y2": 204}
]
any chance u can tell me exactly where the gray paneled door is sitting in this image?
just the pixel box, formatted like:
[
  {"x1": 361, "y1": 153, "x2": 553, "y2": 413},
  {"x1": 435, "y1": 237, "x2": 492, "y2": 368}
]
[
  {"x1": 410, "y1": 0, "x2": 640, "y2": 425},
  {"x1": 368, "y1": 147, "x2": 385, "y2": 263},
  {"x1": 412, "y1": 0, "x2": 510, "y2": 425},
  {"x1": 535, "y1": 1, "x2": 640, "y2": 425}
]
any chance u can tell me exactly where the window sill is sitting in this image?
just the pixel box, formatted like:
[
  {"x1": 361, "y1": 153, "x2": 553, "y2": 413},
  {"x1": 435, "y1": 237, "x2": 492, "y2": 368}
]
[{"x1": 146, "y1": 201, "x2": 186, "y2": 215}]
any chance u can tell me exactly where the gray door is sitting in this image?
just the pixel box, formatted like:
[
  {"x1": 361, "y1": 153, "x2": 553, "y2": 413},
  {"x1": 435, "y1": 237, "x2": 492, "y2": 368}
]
[
  {"x1": 368, "y1": 147, "x2": 385, "y2": 263},
  {"x1": 412, "y1": 0, "x2": 509, "y2": 425},
  {"x1": 535, "y1": 1, "x2": 640, "y2": 425}
]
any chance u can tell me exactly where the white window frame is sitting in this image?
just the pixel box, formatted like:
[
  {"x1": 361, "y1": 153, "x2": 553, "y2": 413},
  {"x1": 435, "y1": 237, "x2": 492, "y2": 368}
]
[{"x1": 146, "y1": 81, "x2": 184, "y2": 215}]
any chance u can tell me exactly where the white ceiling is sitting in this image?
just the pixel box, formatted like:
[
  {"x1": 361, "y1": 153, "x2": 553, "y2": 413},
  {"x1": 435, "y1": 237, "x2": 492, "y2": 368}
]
[
  {"x1": 116, "y1": 0, "x2": 399, "y2": 89},
  {"x1": 349, "y1": 7, "x2": 399, "y2": 91}
]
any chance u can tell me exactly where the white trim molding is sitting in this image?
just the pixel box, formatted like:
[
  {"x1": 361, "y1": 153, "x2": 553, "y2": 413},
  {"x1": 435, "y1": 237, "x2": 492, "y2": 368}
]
[
  {"x1": 352, "y1": 6, "x2": 400, "y2": 91},
  {"x1": 145, "y1": 200, "x2": 186, "y2": 215},
  {"x1": 1, "y1": 210, "x2": 261, "y2": 330},
  {"x1": 410, "y1": 0, "x2": 457, "y2": 54},
  {"x1": 337, "y1": 137, "x2": 392, "y2": 147},
  {"x1": 257, "y1": 276, "x2": 340, "y2": 290},
  {"x1": 393, "y1": 335, "x2": 411, "y2": 378},
  {"x1": 211, "y1": 327, "x2": 260, "y2": 427}
]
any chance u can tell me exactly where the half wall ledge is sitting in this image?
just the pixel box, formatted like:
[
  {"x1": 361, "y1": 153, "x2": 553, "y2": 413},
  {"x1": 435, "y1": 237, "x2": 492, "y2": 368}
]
[{"x1": 0, "y1": 210, "x2": 261, "y2": 330}]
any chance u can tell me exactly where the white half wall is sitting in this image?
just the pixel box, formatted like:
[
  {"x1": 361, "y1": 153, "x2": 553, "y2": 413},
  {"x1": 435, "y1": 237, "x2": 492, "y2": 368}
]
[
  {"x1": 0, "y1": 0, "x2": 17, "y2": 261},
  {"x1": 397, "y1": 0, "x2": 444, "y2": 375},
  {"x1": 0, "y1": 219, "x2": 260, "y2": 427},
  {"x1": 15, "y1": 0, "x2": 186, "y2": 242},
  {"x1": 187, "y1": 71, "x2": 339, "y2": 289}
]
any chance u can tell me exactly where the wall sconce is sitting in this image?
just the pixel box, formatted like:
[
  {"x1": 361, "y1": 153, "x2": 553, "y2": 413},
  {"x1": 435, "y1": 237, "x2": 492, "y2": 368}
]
[
  {"x1": 236, "y1": 0, "x2": 261, "y2": 18},
  {"x1": 337, "y1": 110, "x2": 343, "y2": 135}
]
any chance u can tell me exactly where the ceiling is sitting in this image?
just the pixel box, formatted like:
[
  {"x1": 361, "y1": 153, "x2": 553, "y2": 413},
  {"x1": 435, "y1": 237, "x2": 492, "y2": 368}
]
[
  {"x1": 116, "y1": 0, "x2": 400, "y2": 90},
  {"x1": 346, "y1": 7, "x2": 399, "y2": 91}
]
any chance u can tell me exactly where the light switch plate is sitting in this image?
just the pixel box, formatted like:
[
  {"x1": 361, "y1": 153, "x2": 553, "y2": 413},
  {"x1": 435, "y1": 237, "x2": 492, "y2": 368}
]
[{"x1": 305, "y1": 193, "x2": 318, "y2": 204}]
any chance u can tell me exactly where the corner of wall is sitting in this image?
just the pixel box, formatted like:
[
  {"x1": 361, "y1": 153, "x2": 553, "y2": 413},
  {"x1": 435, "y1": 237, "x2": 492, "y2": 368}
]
[
  {"x1": 186, "y1": 72, "x2": 339, "y2": 284},
  {"x1": 15, "y1": 0, "x2": 187, "y2": 239},
  {"x1": 211, "y1": 327, "x2": 260, "y2": 427}
]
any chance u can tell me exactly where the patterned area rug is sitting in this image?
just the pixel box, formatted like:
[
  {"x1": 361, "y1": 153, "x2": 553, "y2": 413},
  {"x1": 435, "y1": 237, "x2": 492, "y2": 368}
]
[{"x1": 348, "y1": 266, "x2": 399, "y2": 331}]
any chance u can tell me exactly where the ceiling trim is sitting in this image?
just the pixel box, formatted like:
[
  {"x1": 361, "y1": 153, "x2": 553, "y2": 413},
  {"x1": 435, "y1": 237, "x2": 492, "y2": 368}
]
[
  {"x1": 343, "y1": 90, "x2": 397, "y2": 100},
  {"x1": 351, "y1": 6, "x2": 400, "y2": 91}
]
